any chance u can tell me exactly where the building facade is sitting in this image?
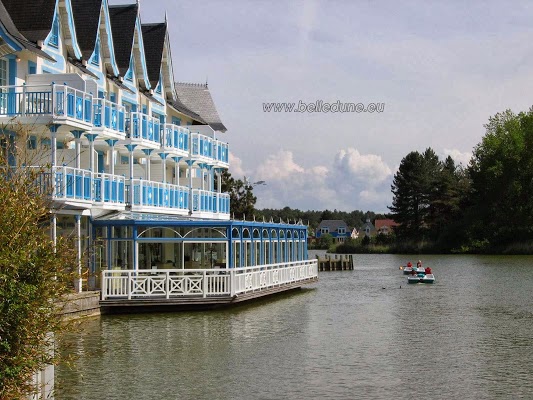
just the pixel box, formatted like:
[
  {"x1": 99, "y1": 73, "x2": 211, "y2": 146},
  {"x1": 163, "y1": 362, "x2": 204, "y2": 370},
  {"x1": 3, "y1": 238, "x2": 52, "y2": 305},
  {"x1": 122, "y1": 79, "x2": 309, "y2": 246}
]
[
  {"x1": 316, "y1": 219, "x2": 354, "y2": 243},
  {"x1": 0, "y1": 0, "x2": 309, "y2": 291}
]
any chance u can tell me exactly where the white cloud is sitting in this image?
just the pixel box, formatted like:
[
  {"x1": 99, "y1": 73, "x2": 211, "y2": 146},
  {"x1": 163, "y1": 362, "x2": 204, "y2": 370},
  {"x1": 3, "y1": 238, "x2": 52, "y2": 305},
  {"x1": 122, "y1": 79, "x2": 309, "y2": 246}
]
[
  {"x1": 255, "y1": 150, "x2": 304, "y2": 181},
  {"x1": 239, "y1": 148, "x2": 393, "y2": 212},
  {"x1": 333, "y1": 148, "x2": 392, "y2": 184},
  {"x1": 443, "y1": 148, "x2": 472, "y2": 167},
  {"x1": 228, "y1": 153, "x2": 247, "y2": 179}
]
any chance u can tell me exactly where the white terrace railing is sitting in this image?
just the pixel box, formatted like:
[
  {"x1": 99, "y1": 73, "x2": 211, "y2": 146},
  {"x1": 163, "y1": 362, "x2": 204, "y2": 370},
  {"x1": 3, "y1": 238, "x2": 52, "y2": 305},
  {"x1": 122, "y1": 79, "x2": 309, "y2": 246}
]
[
  {"x1": 101, "y1": 260, "x2": 318, "y2": 300},
  {"x1": 0, "y1": 84, "x2": 93, "y2": 125}
]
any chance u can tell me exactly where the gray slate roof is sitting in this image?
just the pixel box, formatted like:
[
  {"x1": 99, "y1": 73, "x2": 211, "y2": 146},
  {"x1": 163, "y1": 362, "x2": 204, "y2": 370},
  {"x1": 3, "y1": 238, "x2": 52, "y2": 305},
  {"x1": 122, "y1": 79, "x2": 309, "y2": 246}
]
[
  {"x1": 141, "y1": 23, "x2": 165, "y2": 88},
  {"x1": 175, "y1": 82, "x2": 227, "y2": 132},
  {"x1": 317, "y1": 220, "x2": 348, "y2": 231},
  {"x1": 109, "y1": 4, "x2": 137, "y2": 76},
  {"x1": 0, "y1": 0, "x2": 56, "y2": 61},
  {"x1": 167, "y1": 99, "x2": 205, "y2": 124},
  {"x1": 1, "y1": 0, "x2": 56, "y2": 43},
  {"x1": 71, "y1": 0, "x2": 102, "y2": 61}
]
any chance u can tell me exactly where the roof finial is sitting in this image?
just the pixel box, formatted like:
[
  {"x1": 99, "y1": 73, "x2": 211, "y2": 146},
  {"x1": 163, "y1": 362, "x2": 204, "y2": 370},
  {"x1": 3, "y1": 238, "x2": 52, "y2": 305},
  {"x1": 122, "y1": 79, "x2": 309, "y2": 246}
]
[
  {"x1": 205, "y1": 75, "x2": 208, "y2": 87},
  {"x1": 165, "y1": 11, "x2": 168, "y2": 23}
]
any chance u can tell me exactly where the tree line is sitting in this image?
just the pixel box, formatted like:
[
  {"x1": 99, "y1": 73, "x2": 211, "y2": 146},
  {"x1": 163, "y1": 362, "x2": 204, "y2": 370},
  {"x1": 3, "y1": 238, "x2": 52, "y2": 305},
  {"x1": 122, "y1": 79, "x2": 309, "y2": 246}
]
[{"x1": 390, "y1": 108, "x2": 533, "y2": 253}]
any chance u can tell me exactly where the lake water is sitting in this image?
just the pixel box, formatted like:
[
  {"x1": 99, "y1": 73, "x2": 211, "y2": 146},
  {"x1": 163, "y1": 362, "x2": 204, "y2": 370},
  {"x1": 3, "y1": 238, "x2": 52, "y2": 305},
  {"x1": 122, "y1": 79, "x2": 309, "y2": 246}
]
[{"x1": 56, "y1": 254, "x2": 533, "y2": 399}]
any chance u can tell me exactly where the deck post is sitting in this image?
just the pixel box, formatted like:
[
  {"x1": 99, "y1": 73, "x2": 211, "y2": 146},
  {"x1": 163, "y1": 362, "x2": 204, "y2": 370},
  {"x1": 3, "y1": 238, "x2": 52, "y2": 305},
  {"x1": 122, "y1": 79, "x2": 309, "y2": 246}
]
[
  {"x1": 127, "y1": 271, "x2": 131, "y2": 300},
  {"x1": 101, "y1": 271, "x2": 106, "y2": 300},
  {"x1": 203, "y1": 270, "x2": 207, "y2": 298},
  {"x1": 230, "y1": 269, "x2": 236, "y2": 296}
]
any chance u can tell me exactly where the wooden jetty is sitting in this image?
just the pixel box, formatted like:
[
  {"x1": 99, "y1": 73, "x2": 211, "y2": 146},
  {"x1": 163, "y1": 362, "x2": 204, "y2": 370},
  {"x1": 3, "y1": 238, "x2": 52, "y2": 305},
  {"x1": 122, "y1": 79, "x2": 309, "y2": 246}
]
[{"x1": 316, "y1": 254, "x2": 353, "y2": 271}]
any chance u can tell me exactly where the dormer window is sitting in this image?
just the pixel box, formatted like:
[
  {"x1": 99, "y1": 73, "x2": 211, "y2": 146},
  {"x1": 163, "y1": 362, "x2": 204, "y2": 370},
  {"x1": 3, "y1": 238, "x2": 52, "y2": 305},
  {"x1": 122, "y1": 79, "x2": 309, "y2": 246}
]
[
  {"x1": 320, "y1": 228, "x2": 329, "y2": 234},
  {"x1": 49, "y1": 14, "x2": 59, "y2": 48},
  {"x1": 338, "y1": 227, "x2": 345, "y2": 234},
  {"x1": 156, "y1": 72, "x2": 163, "y2": 94},
  {"x1": 92, "y1": 38, "x2": 100, "y2": 65},
  {"x1": 125, "y1": 56, "x2": 134, "y2": 81},
  {"x1": 125, "y1": 68, "x2": 133, "y2": 81}
]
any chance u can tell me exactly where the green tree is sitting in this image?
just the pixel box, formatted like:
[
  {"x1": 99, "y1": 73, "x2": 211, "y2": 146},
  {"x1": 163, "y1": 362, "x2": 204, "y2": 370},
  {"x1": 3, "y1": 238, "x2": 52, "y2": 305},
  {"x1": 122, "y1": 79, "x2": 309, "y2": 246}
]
[
  {"x1": 317, "y1": 233, "x2": 334, "y2": 249},
  {"x1": 389, "y1": 148, "x2": 446, "y2": 241},
  {"x1": 468, "y1": 108, "x2": 533, "y2": 246},
  {"x1": 221, "y1": 170, "x2": 257, "y2": 219},
  {"x1": 0, "y1": 129, "x2": 76, "y2": 399},
  {"x1": 389, "y1": 151, "x2": 426, "y2": 239}
]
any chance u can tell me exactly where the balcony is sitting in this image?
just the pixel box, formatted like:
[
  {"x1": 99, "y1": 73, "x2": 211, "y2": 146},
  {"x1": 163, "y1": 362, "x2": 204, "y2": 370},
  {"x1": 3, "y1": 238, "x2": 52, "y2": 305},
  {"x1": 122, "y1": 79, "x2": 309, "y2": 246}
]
[
  {"x1": 30, "y1": 166, "x2": 126, "y2": 207},
  {"x1": 161, "y1": 123, "x2": 189, "y2": 156},
  {"x1": 215, "y1": 140, "x2": 229, "y2": 166},
  {"x1": 191, "y1": 189, "x2": 230, "y2": 216},
  {"x1": 129, "y1": 179, "x2": 189, "y2": 212},
  {"x1": 93, "y1": 173, "x2": 126, "y2": 205},
  {"x1": 0, "y1": 84, "x2": 93, "y2": 129},
  {"x1": 93, "y1": 99, "x2": 126, "y2": 139},
  {"x1": 127, "y1": 112, "x2": 161, "y2": 149},
  {"x1": 190, "y1": 132, "x2": 215, "y2": 162}
]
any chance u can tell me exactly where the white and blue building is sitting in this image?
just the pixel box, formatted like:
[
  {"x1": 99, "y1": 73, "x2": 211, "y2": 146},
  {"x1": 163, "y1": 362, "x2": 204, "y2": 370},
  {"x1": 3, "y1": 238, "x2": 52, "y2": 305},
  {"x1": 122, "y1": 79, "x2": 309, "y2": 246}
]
[{"x1": 0, "y1": 0, "x2": 317, "y2": 301}]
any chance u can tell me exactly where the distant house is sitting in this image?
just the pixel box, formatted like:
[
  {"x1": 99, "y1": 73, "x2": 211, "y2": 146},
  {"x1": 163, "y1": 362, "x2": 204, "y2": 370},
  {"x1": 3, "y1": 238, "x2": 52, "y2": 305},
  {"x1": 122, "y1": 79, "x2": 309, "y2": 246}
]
[
  {"x1": 374, "y1": 219, "x2": 400, "y2": 235},
  {"x1": 316, "y1": 220, "x2": 352, "y2": 243},
  {"x1": 360, "y1": 219, "x2": 376, "y2": 237}
]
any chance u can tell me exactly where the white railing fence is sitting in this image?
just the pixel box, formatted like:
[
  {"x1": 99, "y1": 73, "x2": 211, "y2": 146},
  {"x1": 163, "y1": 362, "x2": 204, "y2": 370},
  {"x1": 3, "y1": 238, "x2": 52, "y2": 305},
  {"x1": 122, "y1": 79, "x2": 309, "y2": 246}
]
[{"x1": 101, "y1": 260, "x2": 318, "y2": 300}]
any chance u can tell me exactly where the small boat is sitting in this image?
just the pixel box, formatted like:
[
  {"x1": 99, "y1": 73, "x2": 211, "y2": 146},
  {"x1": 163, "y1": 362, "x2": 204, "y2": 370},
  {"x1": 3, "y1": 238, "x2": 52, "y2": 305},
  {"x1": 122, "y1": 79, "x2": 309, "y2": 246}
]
[
  {"x1": 402, "y1": 266, "x2": 425, "y2": 275},
  {"x1": 407, "y1": 273, "x2": 435, "y2": 284}
]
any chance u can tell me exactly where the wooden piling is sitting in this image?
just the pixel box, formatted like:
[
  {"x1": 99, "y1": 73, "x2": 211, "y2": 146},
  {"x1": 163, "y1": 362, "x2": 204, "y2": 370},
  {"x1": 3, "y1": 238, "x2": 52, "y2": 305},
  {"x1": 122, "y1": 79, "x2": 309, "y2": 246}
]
[{"x1": 316, "y1": 254, "x2": 354, "y2": 271}]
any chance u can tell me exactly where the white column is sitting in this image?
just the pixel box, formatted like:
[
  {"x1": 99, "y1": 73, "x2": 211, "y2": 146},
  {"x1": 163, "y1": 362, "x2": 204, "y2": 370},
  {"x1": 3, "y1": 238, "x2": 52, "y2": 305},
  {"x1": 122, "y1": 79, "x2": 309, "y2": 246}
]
[
  {"x1": 75, "y1": 139, "x2": 81, "y2": 169},
  {"x1": 162, "y1": 156, "x2": 167, "y2": 184},
  {"x1": 51, "y1": 132, "x2": 57, "y2": 167},
  {"x1": 146, "y1": 156, "x2": 151, "y2": 180},
  {"x1": 75, "y1": 215, "x2": 82, "y2": 293}
]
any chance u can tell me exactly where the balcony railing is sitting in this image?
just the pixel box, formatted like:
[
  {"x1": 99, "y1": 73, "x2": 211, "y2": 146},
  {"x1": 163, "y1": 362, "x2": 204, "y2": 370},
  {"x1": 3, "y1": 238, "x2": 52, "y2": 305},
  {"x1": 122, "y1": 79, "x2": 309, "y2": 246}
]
[
  {"x1": 191, "y1": 132, "x2": 215, "y2": 159},
  {"x1": 27, "y1": 166, "x2": 125, "y2": 205},
  {"x1": 128, "y1": 112, "x2": 161, "y2": 146},
  {"x1": 0, "y1": 84, "x2": 93, "y2": 125},
  {"x1": 94, "y1": 173, "x2": 126, "y2": 204},
  {"x1": 162, "y1": 123, "x2": 189, "y2": 153},
  {"x1": 93, "y1": 99, "x2": 126, "y2": 134},
  {"x1": 130, "y1": 179, "x2": 189, "y2": 210},
  {"x1": 215, "y1": 140, "x2": 229, "y2": 164},
  {"x1": 53, "y1": 166, "x2": 93, "y2": 201},
  {"x1": 191, "y1": 189, "x2": 230, "y2": 214}
]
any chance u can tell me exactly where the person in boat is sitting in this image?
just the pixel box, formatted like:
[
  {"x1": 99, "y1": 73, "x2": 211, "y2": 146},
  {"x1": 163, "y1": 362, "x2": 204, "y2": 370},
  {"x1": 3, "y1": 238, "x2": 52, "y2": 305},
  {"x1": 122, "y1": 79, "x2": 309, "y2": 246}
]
[
  {"x1": 410, "y1": 268, "x2": 417, "y2": 275},
  {"x1": 424, "y1": 266, "x2": 432, "y2": 275},
  {"x1": 407, "y1": 261, "x2": 413, "y2": 269},
  {"x1": 416, "y1": 260, "x2": 422, "y2": 269}
]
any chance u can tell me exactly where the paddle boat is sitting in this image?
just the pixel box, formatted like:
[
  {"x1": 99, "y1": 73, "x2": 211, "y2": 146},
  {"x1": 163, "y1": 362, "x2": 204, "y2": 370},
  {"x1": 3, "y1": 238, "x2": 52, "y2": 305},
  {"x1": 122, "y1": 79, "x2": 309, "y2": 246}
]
[
  {"x1": 401, "y1": 266, "x2": 425, "y2": 275},
  {"x1": 407, "y1": 273, "x2": 435, "y2": 284}
]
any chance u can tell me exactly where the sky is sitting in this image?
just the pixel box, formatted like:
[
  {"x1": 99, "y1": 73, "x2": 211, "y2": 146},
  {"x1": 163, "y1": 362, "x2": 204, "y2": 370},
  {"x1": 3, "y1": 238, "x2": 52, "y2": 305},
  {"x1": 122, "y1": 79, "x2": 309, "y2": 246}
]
[{"x1": 119, "y1": 0, "x2": 533, "y2": 212}]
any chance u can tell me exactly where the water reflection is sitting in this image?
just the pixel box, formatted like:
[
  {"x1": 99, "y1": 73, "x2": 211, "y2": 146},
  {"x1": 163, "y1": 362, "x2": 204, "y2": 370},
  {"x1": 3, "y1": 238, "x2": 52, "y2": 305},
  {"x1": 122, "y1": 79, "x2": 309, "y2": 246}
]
[{"x1": 57, "y1": 255, "x2": 533, "y2": 399}]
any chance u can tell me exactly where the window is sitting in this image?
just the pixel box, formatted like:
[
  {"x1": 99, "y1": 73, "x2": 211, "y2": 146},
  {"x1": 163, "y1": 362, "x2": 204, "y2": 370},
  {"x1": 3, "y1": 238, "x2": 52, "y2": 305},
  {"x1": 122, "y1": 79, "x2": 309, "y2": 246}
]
[
  {"x1": 27, "y1": 136, "x2": 37, "y2": 150},
  {"x1": 125, "y1": 57, "x2": 134, "y2": 81},
  {"x1": 92, "y1": 38, "x2": 100, "y2": 65},
  {"x1": 28, "y1": 61, "x2": 37, "y2": 75},
  {"x1": 155, "y1": 75, "x2": 162, "y2": 94},
  {"x1": 172, "y1": 117, "x2": 181, "y2": 126},
  {"x1": 320, "y1": 227, "x2": 329, "y2": 234},
  {"x1": 49, "y1": 15, "x2": 59, "y2": 48},
  {"x1": 338, "y1": 227, "x2": 346, "y2": 234}
]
